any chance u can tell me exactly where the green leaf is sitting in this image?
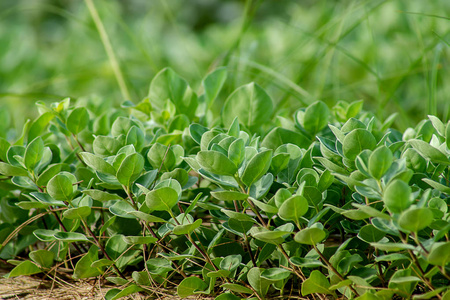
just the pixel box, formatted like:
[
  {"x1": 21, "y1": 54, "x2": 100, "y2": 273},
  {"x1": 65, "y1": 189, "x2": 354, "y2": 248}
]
[
  {"x1": 220, "y1": 254, "x2": 241, "y2": 272},
  {"x1": 221, "y1": 209, "x2": 257, "y2": 223},
  {"x1": 91, "y1": 259, "x2": 114, "y2": 269},
  {"x1": 7, "y1": 145, "x2": 25, "y2": 167},
  {"x1": 241, "y1": 149, "x2": 272, "y2": 187},
  {"x1": 93, "y1": 112, "x2": 110, "y2": 135},
  {"x1": 446, "y1": 121, "x2": 450, "y2": 149},
  {"x1": 388, "y1": 269, "x2": 419, "y2": 297},
  {"x1": 214, "y1": 293, "x2": 240, "y2": 300},
  {"x1": 73, "y1": 246, "x2": 102, "y2": 279},
  {"x1": 147, "y1": 143, "x2": 176, "y2": 171},
  {"x1": 261, "y1": 127, "x2": 311, "y2": 150},
  {"x1": 132, "y1": 270, "x2": 151, "y2": 286},
  {"x1": 173, "y1": 219, "x2": 202, "y2": 235},
  {"x1": 54, "y1": 232, "x2": 89, "y2": 242},
  {"x1": 222, "y1": 82, "x2": 273, "y2": 129},
  {"x1": 412, "y1": 287, "x2": 449, "y2": 300},
  {"x1": 314, "y1": 157, "x2": 349, "y2": 175},
  {"x1": 82, "y1": 189, "x2": 122, "y2": 201},
  {"x1": 318, "y1": 169, "x2": 334, "y2": 192},
  {"x1": 30, "y1": 192, "x2": 65, "y2": 206},
  {"x1": 290, "y1": 256, "x2": 325, "y2": 268},
  {"x1": 274, "y1": 188, "x2": 293, "y2": 208},
  {"x1": 294, "y1": 226, "x2": 326, "y2": 245},
  {"x1": 67, "y1": 107, "x2": 89, "y2": 135},
  {"x1": 111, "y1": 117, "x2": 139, "y2": 137},
  {"x1": 203, "y1": 67, "x2": 227, "y2": 105},
  {"x1": 211, "y1": 190, "x2": 248, "y2": 201},
  {"x1": 343, "y1": 129, "x2": 377, "y2": 160},
  {"x1": 278, "y1": 195, "x2": 309, "y2": 222},
  {"x1": 261, "y1": 268, "x2": 291, "y2": 281},
  {"x1": 207, "y1": 269, "x2": 230, "y2": 278},
  {"x1": 189, "y1": 123, "x2": 209, "y2": 145},
  {"x1": 251, "y1": 227, "x2": 290, "y2": 245},
  {"x1": 0, "y1": 137, "x2": 10, "y2": 162},
  {"x1": 427, "y1": 242, "x2": 450, "y2": 266},
  {"x1": 251, "y1": 198, "x2": 278, "y2": 214},
  {"x1": 398, "y1": 208, "x2": 434, "y2": 232},
  {"x1": 145, "y1": 186, "x2": 179, "y2": 211},
  {"x1": 270, "y1": 153, "x2": 290, "y2": 175},
  {"x1": 197, "y1": 150, "x2": 237, "y2": 176},
  {"x1": 149, "y1": 68, "x2": 198, "y2": 119},
  {"x1": 6, "y1": 261, "x2": 41, "y2": 278},
  {"x1": 370, "y1": 242, "x2": 416, "y2": 252},
  {"x1": 27, "y1": 111, "x2": 54, "y2": 143},
  {"x1": 24, "y1": 137, "x2": 44, "y2": 171},
  {"x1": 16, "y1": 201, "x2": 47, "y2": 210},
  {"x1": 107, "y1": 285, "x2": 142, "y2": 300},
  {"x1": 341, "y1": 209, "x2": 371, "y2": 220},
  {"x1": 249, "y1": 173, "x2": 273, "y2": 200},
  {"x1": 122, "y1": 236, "x2": 158, "y2": 244},
  {"x1": 409, "y1": 139, "x2": 450, "y2": 165},
  {"x1": 105, "y1": 235, "x2": 129, "y2": 261},
  {"x1": 357, "y1": 224, "x2": 386, "y2": 243},
  {"x1": 177, "y1": 277, "x2": 208, "y2": 298},
  {"x1": 383, "y1": 179, "x2": 411, "y2": 214},
  {"x1": 126, "y1": 126, "x2": 145, "y2": 152},
  {"x1": 47, "y1": 173, "x2": 76, "y2": 201},
  {"x1": 228, "y1": 138, "x2": 245, "y2": 167},
  {"x1": 227, "y1": 218, "x2": 254, "y2": 234},
  {"x1": 29, "y1": 249, "x2": 54, "y2": 268},
  {"x1": 247, "y1": 267, "x2": 272, "y2": 297},
  {"x1": 375, "y1": 254, "x2": 410, "y2": 262},
  {"x1": 352, "y1": 204, "x2": 390, "y2": 220},
  {"x1": 368, "y1": 146, "x2": 393, "y2": 179},
  {"x1": 126, "y1": 211, "x2": 167, "y2": 223},
  {"x1": 422, "y1": 178, "x2": 450, "y2": 194},
  {"x1": 146, "y1": 258, "x2": 174, "y2": 274},
  {"x1": 93, "y1": 135, "x2": 123, "y2": 157},
  {"x1": 116, "y1": 153, "x2": 144, "y2": 186},
  {"x1": 63, "y1": 206, "x2": 91, "y2": 220},
  {"x1": 109, "y1": 201, "x2": 136, "y2": 219},
  {"x1": 299, "y1": 101, "x2": 330, "y2": 134},
  {"x1": 36, "y1": 163, "x2": 71, "y2": 187},
  {"x1": 0, "y1": 162, "x2": 28, "y2": 176},
  {"x1": 301, "y1": 270, "x2": 333, "y2": 296},
  {"x1": 220, "y1": 283, "x2": 253, "y2": 294},
  {"x1": 79, "y1": 152, "x2": 116, "y2": 175},
  {"x1": 33, "y1": 229, "x2": 58, "y2": 242}
]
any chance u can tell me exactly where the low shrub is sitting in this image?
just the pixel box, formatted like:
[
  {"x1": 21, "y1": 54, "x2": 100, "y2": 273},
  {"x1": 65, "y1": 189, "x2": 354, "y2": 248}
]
[{"x1": 1, "y1": 68, "x2": 449, "y2": 299}]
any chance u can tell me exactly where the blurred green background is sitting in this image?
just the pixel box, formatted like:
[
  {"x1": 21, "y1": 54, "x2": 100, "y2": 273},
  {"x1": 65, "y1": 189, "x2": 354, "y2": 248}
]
[{"x1": 1, "y1": 0, "x2": 449, "y2": 135}]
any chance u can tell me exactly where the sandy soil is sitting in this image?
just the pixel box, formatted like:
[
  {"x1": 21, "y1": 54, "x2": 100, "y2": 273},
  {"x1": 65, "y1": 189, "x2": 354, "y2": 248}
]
[{"x1": 0, "y1": 269, "x2": 207, "y2": 300}]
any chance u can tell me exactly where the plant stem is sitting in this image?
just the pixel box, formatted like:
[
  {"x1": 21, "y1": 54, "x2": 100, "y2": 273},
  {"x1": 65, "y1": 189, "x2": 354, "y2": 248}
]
[
  {"x1": 72, "y1": 133, "x2": 86, "y2": 152},
  {"x1": 399, "y1": 231, "x2": 439, "y2": 298},
  {"x1": 50, "y1": 209, "x2": 87, "y2": 253},
  {"x1": 313, "y1": 244, "x2": 360, "y2": 297},
  {"x1": 81, "y1": 219, "x2": 126, "y2": 279},
  {"x1": 84, "y1": 0, "x2": 131, "y2": 100},
  {"x1": 245, "y1": 198, "x2": 267, "y2": 227},
  {"x1": 244, "y1": 234, "x2": 257, "y2": 267},
  {"x1": 412, "y1": 232, "x2": 429, "y2": 255}
]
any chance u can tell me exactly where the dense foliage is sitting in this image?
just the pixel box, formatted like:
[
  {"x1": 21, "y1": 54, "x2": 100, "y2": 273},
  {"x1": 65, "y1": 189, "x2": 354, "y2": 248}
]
[{"x1": 1, "y1": 68, "x2": 449, "y2": 299}]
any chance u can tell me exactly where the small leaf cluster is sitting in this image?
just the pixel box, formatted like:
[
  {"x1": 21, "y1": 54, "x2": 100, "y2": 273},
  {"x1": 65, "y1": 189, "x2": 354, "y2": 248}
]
[{"x1": 0, "y1": 68, "x2": 449, "y2": 300}]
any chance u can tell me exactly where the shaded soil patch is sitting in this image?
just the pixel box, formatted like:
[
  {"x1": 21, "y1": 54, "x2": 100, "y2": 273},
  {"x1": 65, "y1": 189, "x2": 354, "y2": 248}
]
[{"x1": 0, "y1": 269, "x2": 209, "y2": 300}]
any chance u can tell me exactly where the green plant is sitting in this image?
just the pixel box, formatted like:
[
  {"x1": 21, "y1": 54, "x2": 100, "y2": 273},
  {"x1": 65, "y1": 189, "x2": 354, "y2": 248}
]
[{"x1": 1, "y1": 68, "x2": 449, "y2": 299}]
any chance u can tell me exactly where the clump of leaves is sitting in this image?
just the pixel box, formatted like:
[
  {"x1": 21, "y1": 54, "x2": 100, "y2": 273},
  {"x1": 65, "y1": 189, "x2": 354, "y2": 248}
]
[{"x1": 0, "y1": 68, "x2": 449, "y2": 300}]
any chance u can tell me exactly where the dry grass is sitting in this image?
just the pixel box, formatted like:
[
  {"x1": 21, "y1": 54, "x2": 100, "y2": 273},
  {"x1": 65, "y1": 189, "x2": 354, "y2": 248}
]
[{"x1": 0, "y1": 269, "x2": 211, "y2": 300}]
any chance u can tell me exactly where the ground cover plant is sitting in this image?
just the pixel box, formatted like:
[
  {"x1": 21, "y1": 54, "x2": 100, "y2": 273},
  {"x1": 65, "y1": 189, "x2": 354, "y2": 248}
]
[{"x1": 0, "y1": 68, "x2": 450, "y2": 299}]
